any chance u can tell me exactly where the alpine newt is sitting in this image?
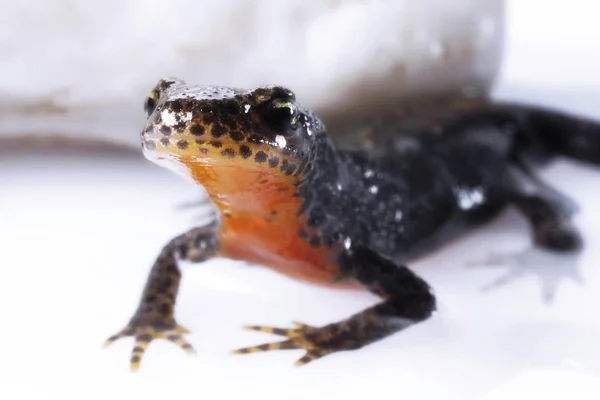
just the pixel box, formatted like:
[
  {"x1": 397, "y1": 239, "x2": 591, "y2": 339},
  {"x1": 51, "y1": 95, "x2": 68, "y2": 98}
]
[{"x1": 105, "y1": 77, "x2": 600, "y2": 371}]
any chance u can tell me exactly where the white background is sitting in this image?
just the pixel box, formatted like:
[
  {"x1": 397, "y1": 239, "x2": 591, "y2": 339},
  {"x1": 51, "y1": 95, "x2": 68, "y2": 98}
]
[{"x1": 1, "y1": 1, "x2": 600, "y2": 399}]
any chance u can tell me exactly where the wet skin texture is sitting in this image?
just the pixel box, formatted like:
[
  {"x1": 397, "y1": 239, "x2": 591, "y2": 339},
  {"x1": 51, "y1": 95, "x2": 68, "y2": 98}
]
[{"x1": 106, "y1": 78, "x2": 600, "y2": 370}]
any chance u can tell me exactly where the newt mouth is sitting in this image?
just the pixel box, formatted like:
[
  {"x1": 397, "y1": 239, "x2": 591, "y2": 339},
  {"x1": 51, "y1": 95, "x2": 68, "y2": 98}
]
[{"x1": 141, "y1": 116, "x2": 301, "y2": 178}]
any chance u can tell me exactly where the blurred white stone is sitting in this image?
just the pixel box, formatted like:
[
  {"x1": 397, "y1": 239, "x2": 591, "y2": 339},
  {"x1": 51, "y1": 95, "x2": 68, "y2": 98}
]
[{"x1": 0, "y1": 0, "x2": 504, "y2": 148}]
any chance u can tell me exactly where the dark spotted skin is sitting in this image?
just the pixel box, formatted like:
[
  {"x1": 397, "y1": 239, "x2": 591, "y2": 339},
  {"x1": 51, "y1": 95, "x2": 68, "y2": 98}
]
[{"x1": 106, "y1": 77, "x2": 600, "y2": 370}]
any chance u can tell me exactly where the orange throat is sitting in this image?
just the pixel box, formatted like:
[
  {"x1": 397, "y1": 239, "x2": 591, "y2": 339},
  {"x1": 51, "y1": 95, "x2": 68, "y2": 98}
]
[{"x1": 177, "y1": 155, "x2": 344, "y2": 285}]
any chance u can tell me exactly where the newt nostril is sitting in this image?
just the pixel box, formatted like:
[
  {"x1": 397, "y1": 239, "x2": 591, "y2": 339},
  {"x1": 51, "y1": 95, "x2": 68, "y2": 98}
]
[{"x1": 144, "y1": 140, "x2": 157, "y2": 151}]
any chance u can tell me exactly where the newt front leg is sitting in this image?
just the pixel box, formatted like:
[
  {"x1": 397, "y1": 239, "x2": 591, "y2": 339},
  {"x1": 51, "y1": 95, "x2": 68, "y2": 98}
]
[
  {"x1": 234, "y1": 244, "x2": 436, "y2": 366},
  {"x1": 105, "y1": 222, "x2": 219, "y2": 371}
]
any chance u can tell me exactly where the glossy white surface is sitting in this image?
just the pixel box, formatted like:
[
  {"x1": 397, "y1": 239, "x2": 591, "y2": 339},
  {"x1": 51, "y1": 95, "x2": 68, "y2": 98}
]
[{"x1": 2, "y1": 93, "x2": 600, "y2": 400}]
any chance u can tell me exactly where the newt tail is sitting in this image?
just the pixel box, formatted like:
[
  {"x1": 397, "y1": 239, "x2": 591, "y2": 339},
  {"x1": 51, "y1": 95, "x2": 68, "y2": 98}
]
[{"x1": 105, "y1": 77, "x2": 600, "y2": 370}]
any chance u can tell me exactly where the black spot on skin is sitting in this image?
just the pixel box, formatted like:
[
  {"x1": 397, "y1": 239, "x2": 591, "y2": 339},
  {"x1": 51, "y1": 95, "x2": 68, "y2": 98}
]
[
  {"x1": 165, "y1": 263, "x2": 178, "y2": 274},
  {"x1": 240, "y1": 119, "x2": 252, "y2": 130},
  {"x1": 199, "y1": 105, "x2": 213, "y2": 114},
  {"x1": 174, "y1": 122, "x2": 186, "y2": 133},
  {"x1": 210, "y1": 140, "x2": 223, "y2": 148},
  {"x1": 268, "y1": 156, "x2": 279, "y2": 168},
  {"x1": 160, "y1": 138, "x2": 170, "y2": 146},
  {"x1": 225, "y1": 101, "x2": 240, "y2": 114},
  {"x1": 285, "y1": 163, "x2": 297, "y2": 175},
  {"x1": 195, "y1": 139, "x2": 205, "y2": 145},
  {"x1": 178, "y1": 243, "x2": 189, "y2": 259},
  {"x1": 221, "y1": 114, "x2": 237, "y2": 129},
  {"x1": 131, "y1": 355, "x2": 141, "y2": 363},
  {"x1": 149, "y1": 321, "x2": 170, "y2": 330},
  {"x1": 239, "y1": 145, "x2": 252, "y2": 159},
  {"x1": 298, "y1": 229, "x2": 309, "y2": 239},
  {"x1": 133, "y1": 346, "x2": 144, "y2": 354},
  {"x1": 176, "y1": 140, "x2": 188, "y2": 150},
  {"x1": 199, "y1": 148, "x2": 208, "y2": 154},
  {"x1": 170, "y1": 101, "x2": 182, "y2": 112},
  {"x1": 309, "y1": 235, "x2": 321, "y2": 248},
  {"x1": 221, "y1": 148, "x2": 235, "y2": 158},
  {"x1": 137, "y1": 334, "x2": 153, "y2": 343},
  {"x1": 145, "y1": 140, "x2": 156, "y2": 151},
  {"x1": 255, "y1": 151, "x2": 268, "y2": 163},
  {"x1": 160, "y1": 277, "x2": 173, "y2": 290},
  {"x1": 159, "y1": 303, "x2": 171, "y2": 316},
  {"x1": 308, "y1": 209, "x2": 325, "y2": 227},
  {"x1": 202, "y1": 113, "x2": 217, "y2": 125},
  {"x1": 324, "y1": 234, "x2": 337, "y2": 247},
  {"x1": 280, "y1": 159, "x2": 289, "y2": 172},
  {"x1": 211, "y1": 124, "x2": 227, "y2": 138},
  {"x1": 191, "y1": 125, "x2": 205, "y2": 136},
  {"x1": 144, "y1": 295, "x2": 157, "y2": 303},
  {"x1": 230, "y1": 130, "x2": 244, "y2": 142},
  {"x1": 160, "y1": 126, "x2": 172, "y2": 136}
]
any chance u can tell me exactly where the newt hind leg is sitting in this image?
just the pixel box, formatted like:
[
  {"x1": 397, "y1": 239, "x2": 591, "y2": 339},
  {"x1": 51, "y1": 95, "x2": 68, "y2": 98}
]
[
  {"x1": 105, "y1": 222, "x2": 219, "y2": 371},
  {"x1": 233, "y1": 245, "x2": 436, "y2": 366},
  {"x1": 513, "y1": 193, "x2": 582, "y2": 253}
]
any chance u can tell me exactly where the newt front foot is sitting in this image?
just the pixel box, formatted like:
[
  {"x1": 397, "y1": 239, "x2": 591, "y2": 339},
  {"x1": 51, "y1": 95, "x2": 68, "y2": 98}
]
[
  {"x1": 105, "y1": 225, "x2": 219, "y2": 371},
  {"x1": 105, "y1": 320, "x2": 195, "y2": 371},
  {"x1": 234, "y1": 321, "x2": 352, "y2": 366}
]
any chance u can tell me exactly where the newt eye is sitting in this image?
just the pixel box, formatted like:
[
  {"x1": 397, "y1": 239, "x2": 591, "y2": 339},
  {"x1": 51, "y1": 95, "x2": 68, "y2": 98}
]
[
  {"x1": 263, "y1": 97, "x2": 299, "y2": 135},
  {"x1": 144, "y1": 96, "x2": 157, "y2": 118}
]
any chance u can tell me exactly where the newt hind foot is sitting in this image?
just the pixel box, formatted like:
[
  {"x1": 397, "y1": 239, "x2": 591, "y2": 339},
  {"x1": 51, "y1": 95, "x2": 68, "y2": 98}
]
[
  {"x1": 233, "y1": 322, "x2": 336, "y2": 366},
  {"x1": 233, "y1": 321, "x2": 367, "y2": 366}
]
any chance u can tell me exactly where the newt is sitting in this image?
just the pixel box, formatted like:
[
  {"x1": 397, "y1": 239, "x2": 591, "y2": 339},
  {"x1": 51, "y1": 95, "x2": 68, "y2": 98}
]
[{"x1": 105, "y1": 77, "x2": 600, "y2": 371}]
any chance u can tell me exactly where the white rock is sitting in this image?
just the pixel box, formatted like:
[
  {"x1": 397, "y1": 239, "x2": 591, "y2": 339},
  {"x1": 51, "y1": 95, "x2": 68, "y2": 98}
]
[{"x1": 0, "y1": 0, "x2": 504, "y2": 148}]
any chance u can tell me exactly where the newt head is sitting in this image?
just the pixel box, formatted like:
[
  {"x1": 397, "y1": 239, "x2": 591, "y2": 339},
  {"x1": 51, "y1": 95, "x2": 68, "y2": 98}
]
[{"x1": 140, "y1": 77, "x2": 324, "y2": 215}]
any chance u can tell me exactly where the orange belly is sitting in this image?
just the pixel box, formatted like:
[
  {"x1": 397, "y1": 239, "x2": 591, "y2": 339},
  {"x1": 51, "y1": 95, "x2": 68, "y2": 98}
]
[{"x1": 218, "y1": 215, "x2": 345, "y2": 286}]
